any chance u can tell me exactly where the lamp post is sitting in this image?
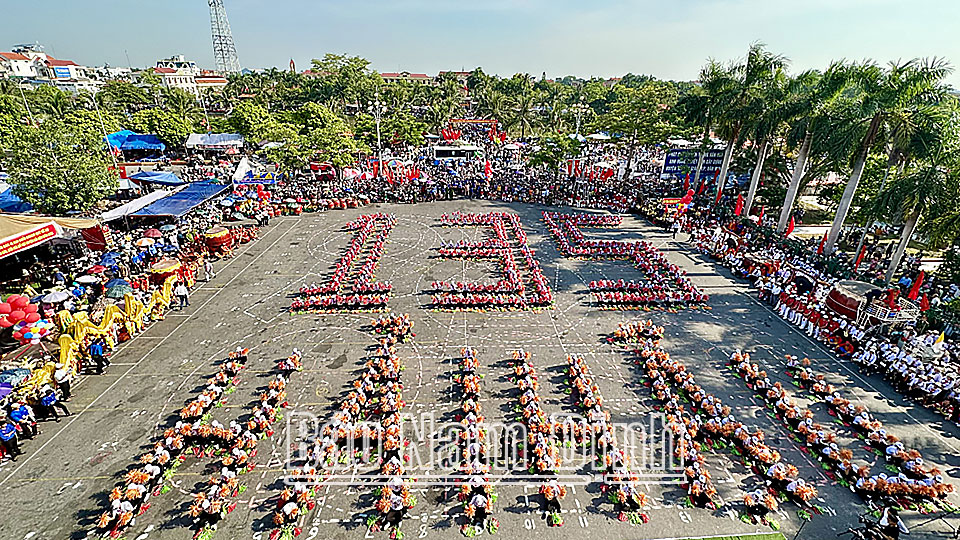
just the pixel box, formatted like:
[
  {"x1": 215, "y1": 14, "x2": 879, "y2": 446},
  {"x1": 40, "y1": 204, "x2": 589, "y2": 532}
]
[
  {"x1": 570, "y1": 99, "x2": 589, "y2": 136},
  {"x1": 370, "y1": 92, "x2": 384, "y2": 178}
]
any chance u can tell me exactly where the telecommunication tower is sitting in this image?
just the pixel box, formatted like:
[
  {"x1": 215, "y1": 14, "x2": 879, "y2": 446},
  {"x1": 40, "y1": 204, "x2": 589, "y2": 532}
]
[{"x1": 208, "y1": 0, "x2": 241, "y2": 73}]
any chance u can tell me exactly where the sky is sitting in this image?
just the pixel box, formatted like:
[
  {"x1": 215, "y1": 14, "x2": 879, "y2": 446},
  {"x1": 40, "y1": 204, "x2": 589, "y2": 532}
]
[{"x1": 2, "y1": 0, "x2": 959, "y2": 87}]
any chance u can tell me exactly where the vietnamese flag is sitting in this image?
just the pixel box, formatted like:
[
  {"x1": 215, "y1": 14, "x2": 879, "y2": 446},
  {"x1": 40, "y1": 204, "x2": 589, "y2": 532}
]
[
  {"x1": 734, "y1": 194, "x2": 744, "y2": 216},
  {"x1": 784, "y1": 216, "x2": 795, "y2": 237},
  {"x1": 907, "y1": 270, "x2": 924, "y2": 300},
  {"x1": 817, "y1": 232, "x2": 827, "y2": 255},
  {"x1": 683, "y1": 173, "x2": 690, "y2": 192},
  {"x1": 854, "y1": 244, "x2": 866, "y2": 269},
  {"x1": 920, "y1": 293, "x2": 930, "y2": 311},
  {"x1": 757, "y1": 206, "x2": 764, "y2": 227}
]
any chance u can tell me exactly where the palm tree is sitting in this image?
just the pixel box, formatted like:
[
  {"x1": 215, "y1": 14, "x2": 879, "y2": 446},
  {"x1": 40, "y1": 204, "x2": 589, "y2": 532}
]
[
  {"x1": 710, "y1": 44, "x2": 787, "y2": 206},
  {"x1": 774, "y1": 63, "x2": 850, "y2": 232},
  {"x1": 475, "y1": 88, "x2": 507, "y2": 123},
  {"x1": 822, "y1": 58, "x2": 953, "y2": 253},
  {"x1": 507, "y1": 92, "x2": 538, "y2": 138},
  {"x1": 163, "y1": 88, "x2": 203, "y2": 129},
  {"x1": 875, "y1": 165, "x2": 952, "y2": 283},
  {"x1": 677, "y1": 60, "x2": 731, "y2": 189},
  {"x1": 871, "y1": 97, "x2": 960, "y2": 281},
  {"x1": 741, "y1": 66, "x2": 791, "y2": 214}
]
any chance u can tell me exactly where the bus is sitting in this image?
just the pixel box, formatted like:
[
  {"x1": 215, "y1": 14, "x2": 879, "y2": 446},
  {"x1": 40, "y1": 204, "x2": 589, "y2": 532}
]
[{"x1": 431, "y1": 145, "x2": 481, "y2": 160}]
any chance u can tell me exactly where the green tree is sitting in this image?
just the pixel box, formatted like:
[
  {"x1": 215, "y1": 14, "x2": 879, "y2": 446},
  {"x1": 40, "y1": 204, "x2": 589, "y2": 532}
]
[
  {"x1": 131, "y1": 108, "x2": 191, "y2": 148},
  {"x1": 529, "y1": 135, "x2": 581, "y2": 181},
  {"x1": 5, "y1": 120, "x2": 117, "y2": 214},
  {"x1": 823, "y1": 58, "x2": 953, "y2": 253}
]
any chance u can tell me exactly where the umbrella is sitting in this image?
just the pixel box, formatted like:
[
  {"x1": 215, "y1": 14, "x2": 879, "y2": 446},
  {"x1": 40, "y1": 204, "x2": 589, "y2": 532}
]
[
  {"x1": 76, "y1": 275, "x2": 100, "y2": 284},
  {"x1": 0, "y1": 382, "x2": 12, "y2": 400},
  {"x1": 87, "y1": 265, "x2": 107, "y2": 274},
  {"x1": 0, "y1": 369, "x2": 29, "y2": 386},
  {"x1": 99, "y1": 251, "x2": 121, "y2": 263},
  {"x1": 150, "y1": 258, "x2": 181, "y2": 273},
  {"x1": 143, "y1": 228, "x2": 162, "y2": 238},
  {"x1": 134, "y1": 238, "x2": 155, "y2": 247},
  {"x1": 42, "y1": 291, "x2": 70, "y2": 303},
  {"x1": 104, "y1": 278, "x2": 130, "y2": 289},
  {"x1": 283, "y1": 198, "x2": 296, "y2": 203},
  {"x1": 159, "y1": 224, "x2": 176, "y2": 232},
  {"x1": 220, "y1": 199, "x2": 234, "y2": 207},
  {"x1": 162, "y1": 244, "x2": 180, "y2": 252},
  {"x1": 105, "y1": 285, "x2": 134, "y2": 299}
]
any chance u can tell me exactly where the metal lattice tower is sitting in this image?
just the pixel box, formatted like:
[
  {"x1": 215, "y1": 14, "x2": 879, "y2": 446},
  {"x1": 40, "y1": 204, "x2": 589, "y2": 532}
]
[{"x1": 208, "y1": 0, "x2": 241, "y2": 73}]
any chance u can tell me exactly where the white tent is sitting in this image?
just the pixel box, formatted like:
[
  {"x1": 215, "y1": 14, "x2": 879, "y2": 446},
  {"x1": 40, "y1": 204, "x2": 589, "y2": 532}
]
[
  {"x1": 185, "y1": 133, "x2": 244, "y2": 149},
  {"x1": 586, "y1": 133, "x2": 611, "y2": 141},
  {"x1": 232, "y1": 157, "x2": 253, "y2": 182},
  {"x1": 100, "y1": 189, "x2": 180, "y2": 222}
]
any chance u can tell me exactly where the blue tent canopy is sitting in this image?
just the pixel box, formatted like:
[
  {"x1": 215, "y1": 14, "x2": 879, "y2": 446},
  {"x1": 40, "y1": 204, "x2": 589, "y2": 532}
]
[
  {"x1": 121, "y1": 134, "x2": 166, "y2": 151},
  {"x1": 0, "y1": 182, "x2": 32, "y2": 213},
  {"x1": 105, "y1": 129, "x2": 136, "y2": 149},
  {"x1": 131, "y1": 181, "x2": 229, "y2": 218},
  {"x1": 130, "y1": 171, "x2": 185, "y2": 186}
]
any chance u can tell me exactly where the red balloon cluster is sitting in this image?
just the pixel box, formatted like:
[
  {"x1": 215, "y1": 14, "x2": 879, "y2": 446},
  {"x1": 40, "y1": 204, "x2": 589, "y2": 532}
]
[
  {"x1": 680, "y1": 189, "x2": 695, "y2": 205},
  {"x1": 0, "y1": 295, "x2": 40, "y2": 328}
]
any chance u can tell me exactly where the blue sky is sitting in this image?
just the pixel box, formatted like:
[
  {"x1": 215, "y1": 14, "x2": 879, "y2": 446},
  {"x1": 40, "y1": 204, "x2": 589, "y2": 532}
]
[{"x1": 3, "y1": 0, "x2": 959, "y2": 86}]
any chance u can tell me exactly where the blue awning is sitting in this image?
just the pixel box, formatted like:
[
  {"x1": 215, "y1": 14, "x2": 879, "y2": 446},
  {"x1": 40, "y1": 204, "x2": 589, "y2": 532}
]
[
  {"x1": 121, "y1": 134, "x2": 166, "y2": 151},
  {"x1": 105, "y1": 129, "x2": 136, "y2": 150},
  {"x1": 131, "y1": 181, "x2": 229, "y2": 217},
  {"x1": 130, "y1": 171, "x2": 185, "y2": 186},
  {"x1": 0, "y1": 183, "x2": 32, "y2": 213}
]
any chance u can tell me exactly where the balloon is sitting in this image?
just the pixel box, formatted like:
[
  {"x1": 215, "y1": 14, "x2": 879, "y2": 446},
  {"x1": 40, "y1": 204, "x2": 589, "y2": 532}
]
[
  {"x1": 22, "y1": 332, "x2": 32, "y2": 339},
  {"x1": 10, "y1": 296, "x2": 28, "y2": 309},
  {"x1": 23, "y1": 304, "x2": 37, "y2": 314},
  {"x1": 8, "y1": 310, "x2": 25, "y2": 322},
  {"x1": 12, "y1": 332, "x2": 21, "y2": 340},
  {"x1": 30, "y1": 339, "x2": 39, "y2": 345},
  {"x1": 0, "y1": 319, "x2": 11, "y2": 328},
  {"x1": 25, "y1": 313, "x2": 40, "y2": 323},
  {"x1": 0, "y1": 303, "x2": 10, "y2": 315}
]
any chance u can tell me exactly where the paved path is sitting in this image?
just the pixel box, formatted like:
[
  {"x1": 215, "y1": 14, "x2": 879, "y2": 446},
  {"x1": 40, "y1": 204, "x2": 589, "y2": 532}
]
[{"x1": 2, "y1": 201, "x2": 958, "y2": 540}]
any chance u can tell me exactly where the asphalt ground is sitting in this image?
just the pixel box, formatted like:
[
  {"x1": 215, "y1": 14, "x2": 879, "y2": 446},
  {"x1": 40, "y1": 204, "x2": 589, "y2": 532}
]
[{"x1": 1, "y1": 200, "x2": 959, "y2": 540}]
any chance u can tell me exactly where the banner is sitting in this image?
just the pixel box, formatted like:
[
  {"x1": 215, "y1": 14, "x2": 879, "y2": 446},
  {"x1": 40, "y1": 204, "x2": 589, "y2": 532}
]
[
  {"x1": 0, "y1": 222, "x2": 62, "y2": 261},
  {"x1": 661, "y1": 148, "x2": 724, "y2": 177}
]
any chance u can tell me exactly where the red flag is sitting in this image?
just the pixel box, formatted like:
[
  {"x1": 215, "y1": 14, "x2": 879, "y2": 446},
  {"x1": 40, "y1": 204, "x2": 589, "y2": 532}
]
[
  {"x1": 683, "y1": 173, "x2": 690, "y2": 192},
  {"x1": 757, "y1": 206, "x2": 764, "y2": 227},
  {"x1": 854, "y1": 243, "x2": 867, "y2": 269},
  {"x1": 817, "y1": 232, "x2": 827, "y2": 255},
  {"x1": 697, "y1": 177, "x2": 709, "y2": 195},
  {"x1": 907, "y1": 270, "x2": 924, "y2": 300},
  {"x1": 784, "y1": 216, "x2": 795, "y2": 237},
  {"x1": 920, "y1": 293, "x2": 930, "y2": 311},
  {"x1": 734, "y1": 194, "x2": 744, "y2": 216}
]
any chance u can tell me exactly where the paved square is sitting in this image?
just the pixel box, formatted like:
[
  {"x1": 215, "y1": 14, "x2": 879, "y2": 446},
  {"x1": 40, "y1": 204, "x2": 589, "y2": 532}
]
[{"x1": 1, "y1": 201, "x2": 957, "y2": 540}]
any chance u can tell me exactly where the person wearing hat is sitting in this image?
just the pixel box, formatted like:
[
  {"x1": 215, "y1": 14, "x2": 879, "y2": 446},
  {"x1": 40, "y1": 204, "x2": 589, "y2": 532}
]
[
  {"x1": 54, "y1": 363, "x2": 72, "y2": 401},
  {"x1": 38, "y1": 384, "x2": 70, "y2": 421}
]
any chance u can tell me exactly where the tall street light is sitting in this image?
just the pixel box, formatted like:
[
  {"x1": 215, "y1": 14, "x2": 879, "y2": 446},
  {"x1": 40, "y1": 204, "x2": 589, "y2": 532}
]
[{"x1": 370, "y1": 92, "x2": 384, "y2": 178}]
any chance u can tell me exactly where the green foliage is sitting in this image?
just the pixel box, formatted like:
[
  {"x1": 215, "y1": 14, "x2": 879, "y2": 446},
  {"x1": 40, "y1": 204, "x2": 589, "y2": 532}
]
[
  {"x1": 5, "y1": 120, "x2": 118, "y2": 214},
  {"x1": 96, "y1": 81, "x2": 152, "y2": 113},
  {"x1": 131, "y1": 108, "x2": 190, "y2": 148},
  {"x1": 529, "y1": 135, "x2": 581, "y2": 179}
]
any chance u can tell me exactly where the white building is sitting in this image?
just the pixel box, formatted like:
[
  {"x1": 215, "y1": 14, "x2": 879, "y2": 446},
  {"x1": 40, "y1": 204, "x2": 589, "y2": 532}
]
[
  {"x1": 151, "y1": 55, "x2": 226, "y2": 97},
  {"x1": 0, "y1": 52, "x2": 38, "y2": 78}
]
